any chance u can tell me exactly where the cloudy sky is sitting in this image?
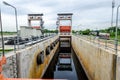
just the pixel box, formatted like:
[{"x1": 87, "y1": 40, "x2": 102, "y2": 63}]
[{"x1": 0, "y1": 0, "x2": 120, "y2": 31}]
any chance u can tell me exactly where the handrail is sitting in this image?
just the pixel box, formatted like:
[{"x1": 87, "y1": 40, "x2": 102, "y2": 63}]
[{"x1": 74, "y1": 34, "x2": 120, "y2": 52}]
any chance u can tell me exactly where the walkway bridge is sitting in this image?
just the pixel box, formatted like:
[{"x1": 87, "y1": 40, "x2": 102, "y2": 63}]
[{"x1": 0, "y1": 13, "x2": 120, "y2": 80}]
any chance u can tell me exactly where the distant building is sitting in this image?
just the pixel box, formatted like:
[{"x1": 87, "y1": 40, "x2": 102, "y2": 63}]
[
  {"x1": 20, "y1": 26, "x2": 42, "y2": 39},
  {"x1": 99, "y1": 33, "x2": 110, "y2": 40}
]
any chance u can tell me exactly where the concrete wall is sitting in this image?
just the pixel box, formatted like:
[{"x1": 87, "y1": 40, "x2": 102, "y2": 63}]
[
  {"x1": 2, "y1": 54, "x2": 17, "y2": 78},
  {"x1": 117, "y1": 54, "x2": 120, "y2": 80},
  {"x1": 2, "y1": 35, "x2": 59, "y2": 78},
  {"x1": 72, "y1": 35, "x2": 120, "y2": 80}
]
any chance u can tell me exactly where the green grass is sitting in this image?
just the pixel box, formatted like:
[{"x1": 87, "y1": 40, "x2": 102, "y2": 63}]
[
  {"x1": 0, "y1": 32, "x2": 17, "y2": 35},
  {"x1": 0, "y1": 49, "x2": 13, "y2": 54},
  {"x1": 110, "y1": 35, "x2": 120, "y2": 40}
]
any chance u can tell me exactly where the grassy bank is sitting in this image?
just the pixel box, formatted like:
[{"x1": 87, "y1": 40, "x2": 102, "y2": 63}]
[
  {"x1": 110, "y1": 35, "x2": 120, "y2": 40},
  {"x1": 0, "y1": 49, "x2": 13, "y2": 54},
  {"x1": 1, "y1": 32, "x2": 16, "y2": 35}
]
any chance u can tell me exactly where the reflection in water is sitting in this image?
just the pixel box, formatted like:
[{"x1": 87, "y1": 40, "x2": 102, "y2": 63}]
[
  {"x1": 42, "y1": 48, "x2": 78, "y2": 80},
  {"x1": 54, "y1": 52, "x2": 78, "y2": 80},
  {"x1": 57, "y1": 53, "x2": 72, "y2": 71}
]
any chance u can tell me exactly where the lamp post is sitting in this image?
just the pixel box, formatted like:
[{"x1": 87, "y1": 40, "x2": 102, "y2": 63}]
[
  {"x1": 115, "y1": 5, "x2": 120, "y2": 53},
  {"x1": 111, "y1": 0, "x2": 115, "y2": 27},
  {"x1": 113, "y1": 4, "x2": 120, "y2": 80},
  {"x1": 3, "y1": 1, "x2": 19, "y2": 49},
  {"x1": 78, "y1": 24, "x2": 82, "y2": 35},
  {"x1": 0, "y1": 6, "x2": 4, "y2": 56}
]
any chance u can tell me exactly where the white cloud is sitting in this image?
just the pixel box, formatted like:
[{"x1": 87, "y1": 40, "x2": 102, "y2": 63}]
[
  {"x1": 1, "y1": 13, "x2": 16, "y2": 31},
  {"x1": 1, "y1": 0, "x2": 120, "y2": 31}
]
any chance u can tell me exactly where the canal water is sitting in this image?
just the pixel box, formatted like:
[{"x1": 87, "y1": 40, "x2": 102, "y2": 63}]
[{"x1": 43, "y1": 39, "x2": 88, "y2": 80}]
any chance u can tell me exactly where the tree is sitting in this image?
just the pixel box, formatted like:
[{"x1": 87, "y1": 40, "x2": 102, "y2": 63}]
[
  {"x1": 72, "y1": 30, "x2": 76, "y2": 34},
  {"x1": 82, "y1": 29, "x2": 90, "y2": 35}
]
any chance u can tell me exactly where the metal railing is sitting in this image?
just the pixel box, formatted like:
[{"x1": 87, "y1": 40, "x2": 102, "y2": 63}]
[
  {"x1": 75, "y1": 34, "x2": 120, "y2": 52},
  {"x1": 0, "y1": 33, "x2": 58, "y2": 55},
  {"x1": 15, "y1": 34, "x2": 58, "y2": 50}
]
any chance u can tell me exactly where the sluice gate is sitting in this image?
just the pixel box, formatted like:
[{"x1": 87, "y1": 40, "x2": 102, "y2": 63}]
[{"x1": 0, "y1": 13, "x2": 88, "y2": 80}]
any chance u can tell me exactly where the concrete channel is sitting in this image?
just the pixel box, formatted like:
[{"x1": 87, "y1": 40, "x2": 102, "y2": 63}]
[
  {"x1": 42, "y1": 36, "x2": 88, "y2": 80},
  {"x1": 2, "y1": 34, "x2": 119, "y2": 80}
]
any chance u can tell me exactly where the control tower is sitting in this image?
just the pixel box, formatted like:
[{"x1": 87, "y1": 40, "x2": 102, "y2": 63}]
[
  {"x1": 57, "y1": 13, "x2": 73, "y2": 36},
  {"x1": 28, "y1": 14, "x2": 44, "y2": 30}
]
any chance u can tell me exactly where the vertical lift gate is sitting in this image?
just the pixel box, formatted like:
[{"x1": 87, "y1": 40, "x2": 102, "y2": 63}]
[
  {"x1": 28, "y1": 14, "x2": 44, "y2": 34},
  {"x1": 57, "y1": 13, "x2": 73, "y2": 51}
]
